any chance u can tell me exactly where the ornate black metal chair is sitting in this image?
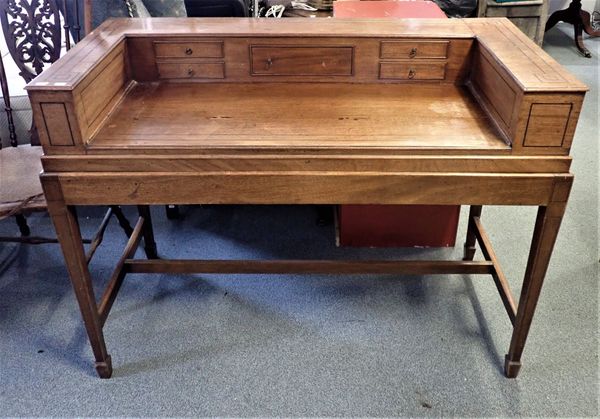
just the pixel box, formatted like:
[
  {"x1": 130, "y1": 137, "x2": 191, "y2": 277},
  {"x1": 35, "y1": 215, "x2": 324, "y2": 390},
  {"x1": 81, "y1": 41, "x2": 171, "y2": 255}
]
[
  {"x1": 0, "y1": 0, "x2": 133, "y2": 248},
  {"x1": 0, "y1": 52, "x2": 17, "y2": 148}
]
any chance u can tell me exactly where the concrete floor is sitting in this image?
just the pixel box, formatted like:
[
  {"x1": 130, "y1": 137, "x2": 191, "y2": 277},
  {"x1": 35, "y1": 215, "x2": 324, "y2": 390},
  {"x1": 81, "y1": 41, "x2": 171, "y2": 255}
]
[{"x1": 0, "y1": 23, "x2": 598, "y2": 416}]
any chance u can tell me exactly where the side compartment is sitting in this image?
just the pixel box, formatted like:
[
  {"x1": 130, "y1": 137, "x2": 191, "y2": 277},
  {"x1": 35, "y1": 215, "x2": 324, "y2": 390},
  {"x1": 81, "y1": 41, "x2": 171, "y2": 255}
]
[
  {"x1": 73, "y1": 41, "x2": 132, "y2": 144},
  {"x1": 29, "y1": 90, "x2": 85, "y2": 154},
  {"x1": 30, "y1": 40, "x2": 131, "y2": 154},
  {"x1": 512, "y1": 92, "x2": 584, "y2": 154},
  {"x1": 467, "y1": 42, "x2": 585, "y2": 155}
]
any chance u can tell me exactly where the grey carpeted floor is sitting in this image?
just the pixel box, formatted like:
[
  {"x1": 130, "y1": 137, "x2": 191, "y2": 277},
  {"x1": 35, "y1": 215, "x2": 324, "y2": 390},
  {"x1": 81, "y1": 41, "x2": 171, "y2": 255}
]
[{"x1": 0, "y1": 24, "x2": 598, "y2": 417}]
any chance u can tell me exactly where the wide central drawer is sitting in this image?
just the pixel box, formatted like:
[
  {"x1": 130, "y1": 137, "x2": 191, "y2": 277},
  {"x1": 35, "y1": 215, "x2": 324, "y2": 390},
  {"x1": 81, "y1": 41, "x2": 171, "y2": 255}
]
[{"x1": 251, "y1": 46, "x2": 354, "y2": 76}]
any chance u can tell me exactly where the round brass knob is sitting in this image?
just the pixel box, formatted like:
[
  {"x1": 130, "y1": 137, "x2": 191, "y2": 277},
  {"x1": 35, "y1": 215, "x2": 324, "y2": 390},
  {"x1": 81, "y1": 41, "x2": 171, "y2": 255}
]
[
  {"x1": 185, "y1": 48, "x2": 193, "y2": 55},
  {"x1": 409, "y1": 47, "x2": 417, "y2": 58},
  {"x1": 408, "y1": 69, "x2": 416, "y2": 79},
  {"x1": 188, "y1": 68, "x2": 195, "y2": 77}
]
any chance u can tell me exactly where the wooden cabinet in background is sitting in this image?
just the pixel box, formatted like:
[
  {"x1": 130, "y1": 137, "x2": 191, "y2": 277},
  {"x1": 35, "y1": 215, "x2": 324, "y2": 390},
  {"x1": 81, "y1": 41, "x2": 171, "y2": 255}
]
[{"x1": 478, "y1": 0, "x2": 549, "y2": 45}]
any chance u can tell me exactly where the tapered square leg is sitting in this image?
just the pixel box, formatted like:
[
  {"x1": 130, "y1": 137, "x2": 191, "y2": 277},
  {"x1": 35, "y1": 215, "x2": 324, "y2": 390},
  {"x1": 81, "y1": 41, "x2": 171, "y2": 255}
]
[
  {"x1": 95, "y1": 355, "x2": 113, "y2": 379},
  {"x1": 504, "y1": 355, "x2": 521, "y2": 378},
  {"x1": 505, "y1": 179, "x2": 572, "y2": 378},
  {"x1": 42, "y1": 177, "x2": 112, "y2": 378}
]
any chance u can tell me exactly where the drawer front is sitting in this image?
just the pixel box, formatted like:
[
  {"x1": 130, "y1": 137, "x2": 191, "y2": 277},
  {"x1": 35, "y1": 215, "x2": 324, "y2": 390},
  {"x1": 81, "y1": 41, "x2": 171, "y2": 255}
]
[
  {"x1": 379, "y1": 62, "x2": 446, "y2": 80},
  {"x1": 380, "y1": 41, "x2": 449, "y2": 59},
  {"x1": 154, "y1": 41, "x2": 224, "y2": 59},
  {"x1": 251, "y1": 46, "x2": 354, "y2": 76},
  {"x1": 157, "y1": 62, "x2": 225, "y2": 79}
]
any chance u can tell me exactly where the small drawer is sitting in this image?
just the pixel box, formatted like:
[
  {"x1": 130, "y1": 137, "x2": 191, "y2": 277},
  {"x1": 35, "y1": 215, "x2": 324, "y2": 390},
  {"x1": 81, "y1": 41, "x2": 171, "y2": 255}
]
[
  {"x1": 154, "y1": 41, "x2": 224, "y2": 59},
  {"x1": 251, "y1": 46, "x2": 353, "y2": 76},
  {"x1": 380, "y1": 41, "x2": 449, "y2": 59},
  {"x1": 157, "y1": 62, "x2": 225, "y2": 79},
  {"x1": 379, "y1": 62, "x2": 446, "y2": 80}
]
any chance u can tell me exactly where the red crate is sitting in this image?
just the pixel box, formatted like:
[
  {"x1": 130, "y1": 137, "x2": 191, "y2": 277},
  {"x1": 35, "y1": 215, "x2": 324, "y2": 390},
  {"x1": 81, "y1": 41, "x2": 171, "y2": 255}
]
[{"x1": 337, "y1": 205, "x2": 460, "y2": 248}]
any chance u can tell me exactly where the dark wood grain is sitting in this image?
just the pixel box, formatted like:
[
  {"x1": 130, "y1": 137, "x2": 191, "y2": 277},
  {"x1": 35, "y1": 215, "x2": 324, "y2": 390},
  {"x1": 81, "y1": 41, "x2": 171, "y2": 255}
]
[{"x1": 126, "y1": 259, "x2": 495, "y2": 275}]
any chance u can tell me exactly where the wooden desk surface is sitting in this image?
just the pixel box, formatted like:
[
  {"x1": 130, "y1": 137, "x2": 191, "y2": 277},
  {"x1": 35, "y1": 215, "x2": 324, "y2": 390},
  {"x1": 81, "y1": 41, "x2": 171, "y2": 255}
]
[{"x1": 91, "y1": 82, "x2": 508, "y2": 153}]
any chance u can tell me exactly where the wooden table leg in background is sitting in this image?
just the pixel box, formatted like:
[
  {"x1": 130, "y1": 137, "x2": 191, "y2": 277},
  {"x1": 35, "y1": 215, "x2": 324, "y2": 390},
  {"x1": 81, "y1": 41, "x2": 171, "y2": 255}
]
[
  {"x1": 137, "y1": 205, "x2": 158, "y2": 259},
  {"x1": 463, "y1": 205, "x2": 483, "y2": 261},
  {"x1": 505, "y1": 178, "x2": 572, "y2": 377},
  {"x1": 545, "y1": 0, "x2": 600, "y2": 57},
  {"x1": 83, "y1": 0, "x2": 92, "y2": 34},
  {"x1": 43, "y1": 178, "x2": 113, "y2": 378}
]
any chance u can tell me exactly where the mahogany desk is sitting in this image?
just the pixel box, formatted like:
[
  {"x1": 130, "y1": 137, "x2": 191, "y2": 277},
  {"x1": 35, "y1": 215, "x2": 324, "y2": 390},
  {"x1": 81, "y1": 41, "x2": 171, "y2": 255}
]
[{"x1": 26, "y1": 18, "x2": 587, "y2": 379}]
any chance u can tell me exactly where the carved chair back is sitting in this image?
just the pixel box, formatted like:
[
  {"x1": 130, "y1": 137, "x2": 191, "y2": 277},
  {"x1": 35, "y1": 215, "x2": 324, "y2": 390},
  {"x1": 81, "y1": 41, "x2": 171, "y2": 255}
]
[
  {"x1": 0, "y1": 0, "x2": 86, "y2": 146},
  {"x1": 0, "y1": 0, "x2": 64, "y2": 84}
]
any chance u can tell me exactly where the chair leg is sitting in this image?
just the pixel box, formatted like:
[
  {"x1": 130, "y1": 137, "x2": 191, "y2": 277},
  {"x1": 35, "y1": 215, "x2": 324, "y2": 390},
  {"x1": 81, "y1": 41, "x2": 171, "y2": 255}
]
[
  {"x1": 574, "y1": 20, "x2": 591, "y2": 57},
  {"x1": 0, "y1": 53, "x2": 17, "y2": 147},
  {"x1": 463, "y1": 205, "x2": 482, "y2": 261},
  {"x1": 110, "y1": 205, "x2": 134, "y2": 237},
  {"x1": 316, "y1": 205, "x2": 333, "y2": 226},
  {"x1": 165, "y1": 204, "x2": 180, "y2": 220},
  {"x1": 15, "y1": 214, "x2": 31, "y2": 236},
  {"x1": 137, "y1": 205, "x2": 158, "y2": 259}
]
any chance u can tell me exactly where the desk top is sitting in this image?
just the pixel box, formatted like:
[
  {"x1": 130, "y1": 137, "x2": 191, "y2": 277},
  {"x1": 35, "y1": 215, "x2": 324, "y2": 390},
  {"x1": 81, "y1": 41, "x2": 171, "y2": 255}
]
[
  {"x1": 91, "y1": 82, "x2": 508, "y2": 154},
  {"x1": 26, "y1": 18, "x2": 586, "y2": 163}
]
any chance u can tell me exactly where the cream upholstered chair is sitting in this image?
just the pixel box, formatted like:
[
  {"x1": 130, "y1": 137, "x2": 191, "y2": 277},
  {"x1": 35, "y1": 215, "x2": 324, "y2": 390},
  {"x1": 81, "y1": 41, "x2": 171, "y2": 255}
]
[
  {"x1": 0, "y1": 144, "x2": 46, "y2": 240},
  {"x1": 0, "y1": 143, "x2": 134, "y2": 246}
]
